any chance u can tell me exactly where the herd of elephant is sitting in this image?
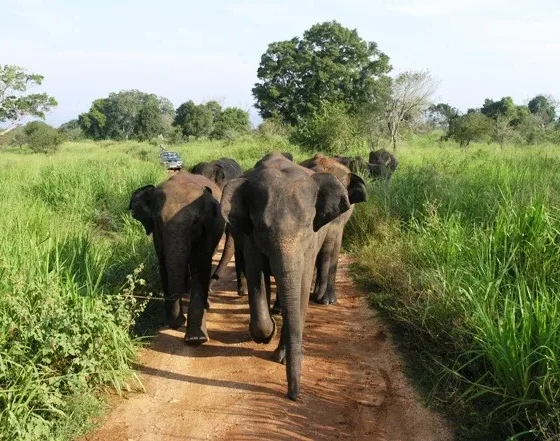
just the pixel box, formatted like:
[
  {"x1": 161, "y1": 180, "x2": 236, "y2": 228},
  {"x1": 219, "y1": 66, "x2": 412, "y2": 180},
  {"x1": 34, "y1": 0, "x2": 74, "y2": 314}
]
[{"x1": 128, "y1": 148, "x2": 398, "y2": 400}]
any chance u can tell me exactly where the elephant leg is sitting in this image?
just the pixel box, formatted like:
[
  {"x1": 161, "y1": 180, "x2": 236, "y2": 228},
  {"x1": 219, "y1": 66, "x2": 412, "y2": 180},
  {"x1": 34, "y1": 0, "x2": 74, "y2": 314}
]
[
  {"x1": 245, "y1": 237, "x2": 275, "y2": 344},
  {"x1": 184, "y1": 243, "x2": 212, "y2": 345},
  {"x1": 234, "y1": 239, "x2": 248, "y2": 296},
  {"x1": 322, "y1": 231, "x2": 343, "y2": 305},
  {"x1": 209, "y1": 229, "x2": 234, "y2": 292},
  {"x1": 153, "y1": 232, "x2": 169, "y2": 298},
  {"x1": 312, "y1": 242, "x2": 333, "y2": 304},
  {"x1": 164, "y1": 234, "x2": 189, "y2": 330}
]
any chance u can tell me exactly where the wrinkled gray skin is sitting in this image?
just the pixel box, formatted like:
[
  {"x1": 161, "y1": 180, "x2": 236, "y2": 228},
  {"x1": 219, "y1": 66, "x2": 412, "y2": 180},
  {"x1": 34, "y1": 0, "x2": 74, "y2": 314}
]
[
  {"x1": 221, "y1": 153, "x2": 366, "y2": 400},
  {"x1": 190, "y1": 158, "x2": 246, "y2": 295},
  {"x1": 129, "y1": 171, "x2": 224, "y2": 344},
  {"x1": 368, "y1": 148, "x2": 398, "y2": 180},
  {"x1": 334, "y1": 149, "x2": 398, "y2": 180},
  {"x1": 300, "y1": 154, "x2": 367, "y2": 305}
]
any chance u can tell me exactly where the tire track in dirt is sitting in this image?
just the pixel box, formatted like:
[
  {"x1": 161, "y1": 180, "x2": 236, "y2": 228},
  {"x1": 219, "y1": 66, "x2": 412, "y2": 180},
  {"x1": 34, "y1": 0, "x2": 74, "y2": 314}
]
[{"x1": 84, "y1": 244, "x2": 452, "y2": 441}]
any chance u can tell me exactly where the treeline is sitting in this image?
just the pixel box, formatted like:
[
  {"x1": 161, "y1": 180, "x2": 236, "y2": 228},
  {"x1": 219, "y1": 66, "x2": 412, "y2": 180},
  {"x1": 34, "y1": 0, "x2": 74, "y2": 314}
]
[
  {"x1": 76, "y1": 90, "x2": 251, "y2": 142},
  {"x1": 427, "y1": 95, "x2": 560, "y2": 147}
]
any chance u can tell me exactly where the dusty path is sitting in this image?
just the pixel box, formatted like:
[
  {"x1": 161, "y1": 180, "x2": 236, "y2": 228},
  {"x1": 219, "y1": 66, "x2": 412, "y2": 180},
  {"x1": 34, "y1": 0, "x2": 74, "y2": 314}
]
[{"x1": 85, "y1": 248, "x2": 452, "y2": 441}]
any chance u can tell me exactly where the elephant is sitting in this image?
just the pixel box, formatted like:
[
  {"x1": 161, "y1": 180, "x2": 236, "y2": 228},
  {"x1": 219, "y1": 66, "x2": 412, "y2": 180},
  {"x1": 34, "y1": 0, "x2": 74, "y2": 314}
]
[
  {"x1": 191, "y1": 158, "x2": 246, "y2": 295},
  {"x1": 129, "y1": 171, "x2": 224, "y2": 344},
  {"x1": 333, "y1": 155, "x2": 369, "y2": 175},
  {"x1": 190, "y1": 158, "x2": 243, "y2": 189},
  {"x1": 221, "y1": 152, "x2": 366, "y2": 400},
  {"x1": 300, "y1": 154, "x2": 367, "y2": 304},
  {"x1": 368, "y1": 148, "x2": 398, "y2": 180}
]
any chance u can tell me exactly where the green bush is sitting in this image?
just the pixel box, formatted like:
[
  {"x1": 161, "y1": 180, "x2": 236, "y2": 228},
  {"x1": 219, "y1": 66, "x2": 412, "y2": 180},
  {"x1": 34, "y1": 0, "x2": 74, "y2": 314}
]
[
  {"x1": 24, "y1": 121, "x2": 63, "y2": 153},
  {"x1": 292, "y1": 103, "x2": 362, "y2": 154}
]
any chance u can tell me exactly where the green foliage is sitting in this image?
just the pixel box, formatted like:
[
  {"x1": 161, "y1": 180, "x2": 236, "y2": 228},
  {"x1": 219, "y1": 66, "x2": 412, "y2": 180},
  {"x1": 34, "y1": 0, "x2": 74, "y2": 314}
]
[
  {"x1": 78, "y1": 90, "x2": 173, "y2": 141},
  {"x1": 173, "y1": 100, "x2": 215, "y2": 138},
  {"x1": 174, "y1": 100, "x2": 251, "y2": 141},
  {"x1": 58, "y1": 119, "x2": 85, "y2": 141},
  {"x1": 292, "y1": 102, "x2": 361, "y2": 154},
  {"x1": 211, "y1": 107, "x2": 250, "y2": 140},
  {"x1": 426, "y1": 103, "x2": 459, "y2": 132},
  {"x1": 253, "y1": 21, "x2": 391, "y2": 124},
  {"x1": 347, "y1": 144, "x2": 560, "y2": 440},
  {"x1": 449, "y1": 112, "x2": 493, "y2": 147},
  {"x1": 0, "y1": 65, "x2": 57, "y2": 129},
  {"x1": 528, "y1": 95, "x2": 557, "y2": 126},
  {"x1": 24, "y1": 121, "x2": 63, "y2": 153}
]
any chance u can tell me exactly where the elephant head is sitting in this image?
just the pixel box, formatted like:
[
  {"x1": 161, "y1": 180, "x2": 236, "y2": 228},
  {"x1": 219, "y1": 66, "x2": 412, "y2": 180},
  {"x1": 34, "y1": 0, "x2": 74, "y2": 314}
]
[
  {"x1": 190, "y1": 162, "x2": 227, "y2": 188},
  {"x1": 129, "y1": 184, "x2": 156, "y2": 235},
  {"x1": 221, "y1": 159, "x2": 351, "y2": 399}
]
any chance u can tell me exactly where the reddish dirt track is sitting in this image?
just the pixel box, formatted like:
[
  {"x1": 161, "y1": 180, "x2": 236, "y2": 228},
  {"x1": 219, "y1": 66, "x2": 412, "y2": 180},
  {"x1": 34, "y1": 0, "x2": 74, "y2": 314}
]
[{"x1": 83, "y1": 245, "x2": 452, "y2": 441}]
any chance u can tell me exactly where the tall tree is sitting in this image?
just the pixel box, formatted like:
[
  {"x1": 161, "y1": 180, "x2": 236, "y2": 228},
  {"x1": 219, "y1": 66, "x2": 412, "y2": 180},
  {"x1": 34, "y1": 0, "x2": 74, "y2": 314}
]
[
  {"x1": 384, "y1": 70, "x2": 438, "y2": 150},
  {"x1": 252, "y1": 21, "x2": 391, "y2": 124},
  {"x1": 426, "y1": 103, "x2": 459, "y2": 133},
  {"x1": 173, "y1": 100, "x2": 214, "y2": 138},
  {"x1": 79, "y1": 90, "x2": 173, "y2": 140},
  {"x1": 528, "y1": 95, "x2": 557, "y2": 127},
  {"x1": 449, "y1": 112, "x2": 493, "y2": 147},
  {"x1": 0, "y1": 65, "x2": 57, "y2": 135},
  {"x1": 211, "y1": 107, "x2": 250, "y2": 139}
]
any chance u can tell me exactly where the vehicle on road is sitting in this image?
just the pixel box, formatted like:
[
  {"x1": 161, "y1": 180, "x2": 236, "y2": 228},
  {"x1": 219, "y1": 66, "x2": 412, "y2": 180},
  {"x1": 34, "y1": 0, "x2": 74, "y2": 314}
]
[{"x1": 159, "y1": 151, "x2": 183, "y2": 170}]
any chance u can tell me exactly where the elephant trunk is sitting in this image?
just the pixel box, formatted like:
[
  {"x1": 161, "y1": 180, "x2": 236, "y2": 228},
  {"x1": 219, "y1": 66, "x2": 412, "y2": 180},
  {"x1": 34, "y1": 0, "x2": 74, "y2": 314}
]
[
  {"x1": 273, "y1": 254, "x2": 304, "y2": 400},
  {"x1": 209, "y1": 227, "x2": 235, "y2": 290}
]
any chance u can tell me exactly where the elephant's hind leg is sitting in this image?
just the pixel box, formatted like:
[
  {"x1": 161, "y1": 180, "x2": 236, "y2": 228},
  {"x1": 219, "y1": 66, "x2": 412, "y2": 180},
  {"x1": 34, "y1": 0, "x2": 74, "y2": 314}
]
[{"x1": 184, "y1": 244, "x2": 212, "y2": 345}]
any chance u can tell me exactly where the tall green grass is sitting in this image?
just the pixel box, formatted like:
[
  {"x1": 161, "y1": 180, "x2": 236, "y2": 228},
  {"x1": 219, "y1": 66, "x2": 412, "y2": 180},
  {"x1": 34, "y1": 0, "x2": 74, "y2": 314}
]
[{"x1": 347, "y1": 141, "x2": 560, "y2": 439}]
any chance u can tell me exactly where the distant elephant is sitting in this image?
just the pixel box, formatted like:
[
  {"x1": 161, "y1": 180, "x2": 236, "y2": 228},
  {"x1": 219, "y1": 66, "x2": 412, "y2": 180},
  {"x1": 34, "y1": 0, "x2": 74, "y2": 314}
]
[
  {"x1": 300, "y1": 154, "x2": 367, "y2": 304},
  {"x1": 129, "y1": 171, "x2": 224, "y2": 344},
  {"x1": 221, "y1": 152, "x2": 366, "y2": 400},
  {"x1": 368, "y1": 148, "x2": 398, "y2": 180},
  {"x1": 333, "y1": 155, "x2": 369, "y2": 175},
  {"x1": 191, "y1": 158, "x2": 246, "y2": 295}
]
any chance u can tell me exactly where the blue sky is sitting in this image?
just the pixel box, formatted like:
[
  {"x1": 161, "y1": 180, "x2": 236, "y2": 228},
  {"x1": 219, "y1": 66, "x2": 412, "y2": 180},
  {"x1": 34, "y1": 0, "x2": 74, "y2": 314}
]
[{"x1": 2, "y1": 0, "x2": 559, "y2": 126}]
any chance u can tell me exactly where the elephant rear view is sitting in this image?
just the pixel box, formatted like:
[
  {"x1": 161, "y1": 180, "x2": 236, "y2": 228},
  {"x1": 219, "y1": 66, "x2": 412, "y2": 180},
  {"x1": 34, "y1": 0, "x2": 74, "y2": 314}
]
[{"x1": 129, "y1": 171, "x2": 224, "y2": 344}]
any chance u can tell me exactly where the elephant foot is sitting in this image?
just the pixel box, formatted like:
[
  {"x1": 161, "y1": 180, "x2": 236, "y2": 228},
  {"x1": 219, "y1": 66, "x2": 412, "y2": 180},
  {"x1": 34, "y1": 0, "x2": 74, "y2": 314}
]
[
  {"x1": 208, "y1": 277, "x2": 218, "y2": 293},
  {"x1": 249, "y1": 318, "x2": 276, "y2": 344},
  {"x1": 184, "y1": 326, "x2": 209, "y2": 345},
  {"x1": 270, "y1": 299, "x2": 282, "y2": 316},
  {"x1": 237, "y1": 288, "x2": 248, "y2": 297},
  {"x1": 313, "y1": 290, "x2": 337, "y2": 305},
  {"x1": 168, "y1": 314, "x2": 186, "y2": 330},
  {"x1": 273, "y1": 345, "x2": 286, "y2": 364},
  {"x1": 288, "y1": 382, "x2": 300, "y2": 401}
]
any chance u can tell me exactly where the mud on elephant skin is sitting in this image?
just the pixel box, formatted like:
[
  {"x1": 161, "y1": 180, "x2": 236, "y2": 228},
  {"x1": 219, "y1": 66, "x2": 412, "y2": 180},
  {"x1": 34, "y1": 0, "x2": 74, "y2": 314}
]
[
  {"x1": 221, "y1": 153, "x2": 364, "y2": 400},
  {"x1": 129, "y1": 171, "x2": 225, "y2": 345},
  {"x1": 300, "y1": 154, "x2": 367, "y2": 305}
]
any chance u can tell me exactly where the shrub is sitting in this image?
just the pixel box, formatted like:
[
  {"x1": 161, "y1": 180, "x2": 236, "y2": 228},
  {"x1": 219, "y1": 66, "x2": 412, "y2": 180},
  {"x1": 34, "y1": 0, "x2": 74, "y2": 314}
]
[
  {"x1": 24, "y1": 121, "x2": 63, "y2": 153},
  {"x1": 292, "y1": 103, "x2": 361, "y2": 154}
]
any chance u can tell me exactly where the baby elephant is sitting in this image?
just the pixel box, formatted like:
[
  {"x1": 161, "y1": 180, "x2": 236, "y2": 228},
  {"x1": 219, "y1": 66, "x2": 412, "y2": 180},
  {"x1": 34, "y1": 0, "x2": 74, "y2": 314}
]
[{"x1": 129, "y1": 171, "x2": 224, "y2": 344}]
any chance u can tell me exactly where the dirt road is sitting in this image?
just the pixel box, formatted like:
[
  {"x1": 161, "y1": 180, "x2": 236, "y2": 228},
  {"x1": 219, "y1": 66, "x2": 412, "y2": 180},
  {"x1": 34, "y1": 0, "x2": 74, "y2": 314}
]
[{"x1": 85, "y1": 250, "x2": 452, "y2": 441}]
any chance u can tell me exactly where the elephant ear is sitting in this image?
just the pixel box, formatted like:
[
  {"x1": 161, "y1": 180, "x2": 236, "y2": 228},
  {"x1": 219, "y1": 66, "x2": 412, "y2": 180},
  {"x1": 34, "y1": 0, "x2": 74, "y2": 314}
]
[
  {"x1": 221, "y1": 178, "x2": 251, "y2": 234},
  {"x1": 129, "y1": 185, "x2": 155, "y2": 235},
  {"x1": 281, "y1": 152, "x2": 294, "y2": 161},
  {"x1": 312, "y1": 173, "x2": 351, "y2": 232},
  {"x1": 347, "y1": 173, "x2": 367, "y2": 204},
  {"x1": 213, "y1": 164, "x2": 226, "y2": 187}
]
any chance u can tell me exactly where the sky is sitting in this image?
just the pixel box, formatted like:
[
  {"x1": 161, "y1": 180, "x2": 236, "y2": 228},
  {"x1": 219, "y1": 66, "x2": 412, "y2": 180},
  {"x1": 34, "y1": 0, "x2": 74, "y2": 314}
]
[{"x1": 1, "y1": 0, "x2": 559, "y2": 127}]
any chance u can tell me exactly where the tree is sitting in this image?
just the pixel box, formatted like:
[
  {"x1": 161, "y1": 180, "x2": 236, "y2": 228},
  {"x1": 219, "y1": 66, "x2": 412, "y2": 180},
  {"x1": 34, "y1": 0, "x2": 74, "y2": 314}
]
[
  {"x1": 252, "y1": 21, "x2": 391, "y2": 124},
  {"x1": 426, "y1": 103, "x2": 459, "y2": 133},
  {"x1": 24, "y1": 121, "x2": 63, "y2": 153},
  {"x1": 449, "y1": 112, "x2": 492, "y2": 147},
  {"x1": 211, "y1": 107, "x2": 250, "y2": 140},
  {"x1": 528, "y1": 95, "x2": 557, "y2": 127},
  {"x1": 0, "y1": 65, "x2": 57, "y2": 135},
  {"x1": 384, "y1": 71, "x2": 438, "y2": 150},
  {"x1": 58, "y1": 119, "x2": 84, "y2": 141},
  {"x1": 78, "y1": 90, "x2": 174, "y2": 140},
  {"x1": 135, "y1": 95, "x2": 173, "y2": 141},
  {"x1": 173, "y1": 100, "x2": 214, "y2": 138}
]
